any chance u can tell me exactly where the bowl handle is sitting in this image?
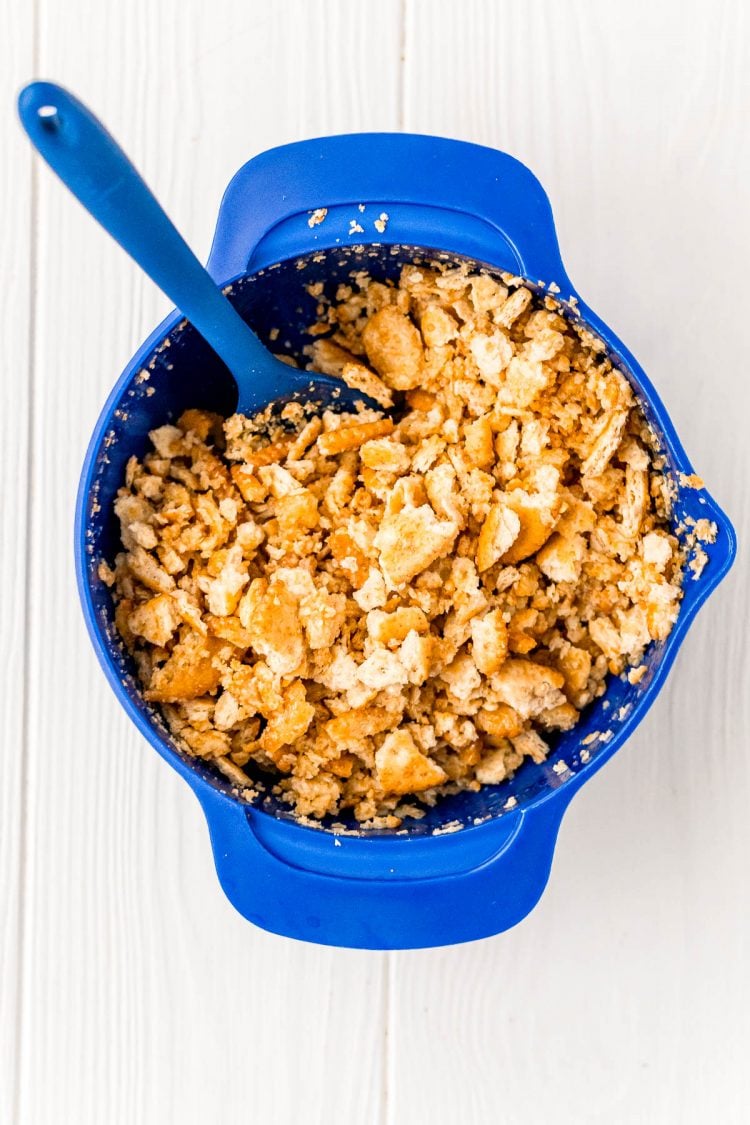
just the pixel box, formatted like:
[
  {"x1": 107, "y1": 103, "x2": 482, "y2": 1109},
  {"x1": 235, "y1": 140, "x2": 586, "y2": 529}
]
[
  {"x1": 193, "y1": 783, "x2": 571, "y2": 949},
  {"x1": 207, "y1": 133, "x2": 571, "y2": 288}
]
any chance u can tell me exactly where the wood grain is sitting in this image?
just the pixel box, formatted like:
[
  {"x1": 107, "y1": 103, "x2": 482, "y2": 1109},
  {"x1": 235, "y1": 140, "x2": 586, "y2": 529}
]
[
  {"x1": 392, "y1": 1, "x2": 750, "y2": 1121},
  {"x1": 0, "y1": 5, "x2": 34, "y2": 1123},
  {"x1": 16, "y1": 3, "x2": 401, "y2": 1123},
  {"x1": 5, "y1": 0, "x2": 750, "y2": 1121}
]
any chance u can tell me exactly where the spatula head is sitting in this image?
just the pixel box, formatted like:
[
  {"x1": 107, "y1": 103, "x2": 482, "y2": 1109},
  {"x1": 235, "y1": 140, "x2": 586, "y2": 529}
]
[{"x1": 233, "y1": 353, "x2": 384, "y2": 419}]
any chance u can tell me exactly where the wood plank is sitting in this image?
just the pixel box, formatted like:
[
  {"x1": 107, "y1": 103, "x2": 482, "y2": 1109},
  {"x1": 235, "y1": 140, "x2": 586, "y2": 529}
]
[
  {"x1": 0, "y1": 4, "x2": 35, "y2": 1122},
  {"x1": 19, "y1": 2, "x2": 402, "y2": 1122},
  {"x1": 391, "y1": 0, "x2": 750, "y2": 1121}
]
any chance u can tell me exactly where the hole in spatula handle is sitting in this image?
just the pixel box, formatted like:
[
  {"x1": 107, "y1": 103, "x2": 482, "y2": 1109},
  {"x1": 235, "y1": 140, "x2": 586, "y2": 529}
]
[{"x1": 37, "y1": 104, "x2": 60, "y2": 132}]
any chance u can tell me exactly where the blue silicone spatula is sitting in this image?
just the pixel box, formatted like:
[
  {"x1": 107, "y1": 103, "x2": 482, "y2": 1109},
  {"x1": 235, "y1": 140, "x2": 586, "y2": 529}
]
[{"x1": 17, "y1": 80, "x2": 371, "y2": 415}]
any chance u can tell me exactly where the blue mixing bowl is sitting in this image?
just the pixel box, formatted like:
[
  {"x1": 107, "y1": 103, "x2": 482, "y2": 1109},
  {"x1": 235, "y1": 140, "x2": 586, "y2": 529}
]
[{"x1": 76, "y1": 135, "x2": 736, "y2": 949}]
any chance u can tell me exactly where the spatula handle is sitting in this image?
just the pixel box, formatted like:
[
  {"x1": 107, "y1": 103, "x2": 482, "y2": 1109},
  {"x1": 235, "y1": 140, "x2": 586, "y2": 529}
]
[{"x1": 18, "y1": 80, "x2": 267, "y2": 381}]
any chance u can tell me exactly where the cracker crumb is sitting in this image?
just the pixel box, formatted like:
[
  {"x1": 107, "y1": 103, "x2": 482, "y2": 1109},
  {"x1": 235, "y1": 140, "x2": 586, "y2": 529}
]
[
  {"x1": 689, "y1": 546, "x2": 709, "y2": 579},
  {"x1": 689, "y1": 517, "x2": 717, "y2": 544},
  {"x1": 431, "y1": 819, "x2": 463, "y2": 835},
  {"x1": 374, "y1": 212, "x2": 389, "y2": 234},
  {"x1": 679, "y1": 472, "x2": 704, "y2": 489},
  {"x1": 98, "y1": 560, "x2": 116, "y2": 587},
  {"x1": 307, "y1": 208, "x2": 328, "y2": 229}
]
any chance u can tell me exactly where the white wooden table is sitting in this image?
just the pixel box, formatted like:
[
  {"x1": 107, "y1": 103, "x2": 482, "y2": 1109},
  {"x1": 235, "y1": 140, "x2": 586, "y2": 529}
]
[{"x1": 3, "y1": 2, "x2": 748, "y2": 1121}]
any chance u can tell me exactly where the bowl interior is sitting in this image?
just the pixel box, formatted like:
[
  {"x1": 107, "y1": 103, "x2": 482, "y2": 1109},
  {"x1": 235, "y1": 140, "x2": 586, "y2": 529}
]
[{"x1": 80, "y1": 244, "x2": 732, "y2": 835}]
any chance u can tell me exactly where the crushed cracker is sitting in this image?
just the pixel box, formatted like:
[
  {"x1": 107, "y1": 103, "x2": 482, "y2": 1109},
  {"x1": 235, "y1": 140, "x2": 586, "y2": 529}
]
[{"x1": 105, "y1": 262, "x2": 686, "y2": 822}]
